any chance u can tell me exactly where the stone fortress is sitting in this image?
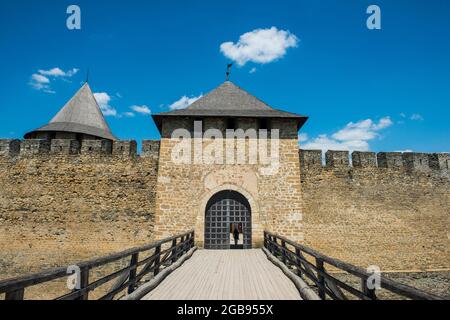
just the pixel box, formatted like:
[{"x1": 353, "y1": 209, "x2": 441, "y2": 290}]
[{"x1": 0, "y1": 81, "x2": 449, "y2": 294}]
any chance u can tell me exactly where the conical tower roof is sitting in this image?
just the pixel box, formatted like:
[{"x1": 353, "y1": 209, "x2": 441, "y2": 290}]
[
  {"x1": 152, "y1": 81, "x2": 307, "y2": 132},
  {"x1": 25, "y1": 83, "x2": 116, "y2": 140}
]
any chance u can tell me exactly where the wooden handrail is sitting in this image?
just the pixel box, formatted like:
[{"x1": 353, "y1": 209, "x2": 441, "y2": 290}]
[
  {"x1": 264, "y1": 231, "x2": 443, "y2": 300},
  {"x1": 0, "y1": 230, "x2": 195, "y2": 300}
]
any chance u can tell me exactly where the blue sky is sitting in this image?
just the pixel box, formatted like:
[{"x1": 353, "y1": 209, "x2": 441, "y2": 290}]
[{"x1": 0, "y1": 0, "x2": 449, "y2": 153}]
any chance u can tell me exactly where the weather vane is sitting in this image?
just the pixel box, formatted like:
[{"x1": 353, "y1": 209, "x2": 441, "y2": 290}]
[
  {"x1": 226, "y1": 63, "x2": 233, "y2": 81},
  {"x1": 85, "y1": 68, "x2": 90, "y2": 84}
]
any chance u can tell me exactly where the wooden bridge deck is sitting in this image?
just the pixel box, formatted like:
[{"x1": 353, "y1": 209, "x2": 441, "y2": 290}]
[{"x1": 142, "y1": 249, "x2": 301, "y2": 300}]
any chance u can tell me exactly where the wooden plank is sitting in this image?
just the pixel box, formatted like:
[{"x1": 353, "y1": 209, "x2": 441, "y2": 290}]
[{"x1": 142, "y1": 249, "x2": 301, "y2": 300}]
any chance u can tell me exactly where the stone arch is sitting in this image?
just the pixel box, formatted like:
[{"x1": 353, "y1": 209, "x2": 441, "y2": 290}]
[
  {"x1": 205, "y1": 190, "x2": 251, "y2": 249},
  {"x1": 195, "y1": 184, "x2": 263, "y2": 248}
]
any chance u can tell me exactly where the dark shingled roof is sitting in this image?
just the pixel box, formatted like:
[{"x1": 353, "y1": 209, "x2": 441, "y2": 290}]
[
  {"x1": 152, "y1": 81, "x2": 308, "y2": 132},
  {"x1": 25, "y1": 83, "x2": 116, "y2": 140}
]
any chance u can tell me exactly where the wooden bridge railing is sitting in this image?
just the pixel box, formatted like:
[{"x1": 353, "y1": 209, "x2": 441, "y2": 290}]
[
  {"x1": 0, "y1": 230, "x2": 195, "y2": 300},
  {"x1": 264, "y1": 231, "x2": 443, "y2": 300}
]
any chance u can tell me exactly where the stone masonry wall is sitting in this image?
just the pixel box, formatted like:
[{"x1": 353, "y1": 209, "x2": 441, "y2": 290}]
[
  {"x1": 0, "y1": 139, "x2": 159, "y2": 280},
  {"x1": 1, "y1": 135, "x2": 449, "y2": 281},
  {"x1": 300, "y1": 149, "x2": 450, "y2": 271}
]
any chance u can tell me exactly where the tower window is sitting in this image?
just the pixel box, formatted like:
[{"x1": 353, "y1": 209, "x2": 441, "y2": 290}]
[
  {"x1": 259, "y1": 119, "x2": 269, "y2": 130},
  {"x1": 226, "y1": 118, "x2": 236, "y2": 130}
]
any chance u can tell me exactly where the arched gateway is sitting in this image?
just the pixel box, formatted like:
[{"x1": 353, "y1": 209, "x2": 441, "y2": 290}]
[{"x1": 204, "y1": 190, "x2": 252, "y2": 250}]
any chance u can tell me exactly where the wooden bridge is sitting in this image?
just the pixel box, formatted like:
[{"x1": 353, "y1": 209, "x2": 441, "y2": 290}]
[
  {"x1": 142, "y1": 250, "x2": 301, "y2": 300},
  {"x1": 0, "y1": 230, "x2": 443, "y2": 300}
]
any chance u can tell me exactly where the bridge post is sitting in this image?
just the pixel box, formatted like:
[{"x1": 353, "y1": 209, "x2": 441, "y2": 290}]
[
  {"x1": 171, "y1": 238, "x2": 178, "y2": 264},
  {"x1": 180, "y1": 235, "x2": 186, "y2": 258},
  {"x1": 273, "y1": 235, "x2": 278, "y2": 256},
  {"x1": 187, "y1": 231, "x2": 195, "y2": 251},
  {"x1": 154, "y1": 245, "x2": 161, "y2": 276},
  {"x1": 5, "y1": 288, "x2": 24, "y2": 300},
  {"x1": 271, "y1": 236, "x2": 277, "y2": 256},
  {"x1": 263, "y1": 231, "x2": 267, "y2": 249},
  {"x1": 295, "y1": 248, "x2": 302, "y2": 276},
  {"x1": 127, "y1": 252, "x2": 139, "y2": 294},
  {"x1": 76, "y1": 266, "x2": 89, "y2": 300},
  {"x1": 316, "y1": 258, "x2": 326, "y2": 300},
  {"x1": 361, "y1": 278, "x2": 377, "y2": 300},
  {"x1": 281, "y1": 240, "x2": 287, "y2": 265}
]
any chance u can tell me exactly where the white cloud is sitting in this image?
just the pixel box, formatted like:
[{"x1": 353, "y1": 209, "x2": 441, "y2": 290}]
[
  {"x1": 130, "y1": 105, "x2": 151, "y2": 115},
  {"x1": 29, "y1": 74, "x2": 54, "y2": 93},
  {"x1": 410, "y1": 114, "x2": 424, "y2": 121},
  {"x1": 249, "y1": 67, "x2": 257, "y2": 74},
  {"x1": 122, "y1": 112, "x2": 135, "y2": 118},
  {"x1": 31, "y1": 74, "x2": 50, "y2": 84},
  {"x1": 331, "y1": 117, "x2": 393, "y2": 141},
  {"x1": 301, "y1": 117, "x2": 393, "y2": 152},
  {"x1": 220, "y1": 27, "x2": 298, "y2": 66},
  {"x1": 94, "y1": 92, "x2": 117, "y2": 117},
  {"x1": 169, "y1": 94, "x2": 203, "y2": 110},
  {"x1": 38, "y1": 68, "x2": 65, "y2": 77},
  {"x1": 373, "y1": 117, "x2": 393, "y2": 130},
  {"x1": 38, "y1": 67, "x2": 79, "y2": 77},
  {"x1": 29, "y1": 67, "x2": 79, "y2": 93},
  {"x1": 298, "y1": 133, "x2": 308, "y2": 143},
  {"x1": 400, "y1": 112, "x2": 424, "y2": 122},
  {"x1": 302, "y1": 134, "x2": 370, "y2": 152},
  {"x1": 396, "y1": 149, "x2": 413, "y2": 153},
  {"x1": 95, "y1": 94, "x2": 150, "y2": 118}
]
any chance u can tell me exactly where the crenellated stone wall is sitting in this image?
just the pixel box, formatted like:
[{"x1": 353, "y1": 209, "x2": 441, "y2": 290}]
[
  {"x1": 0, "y1": 137, "x2": 449, "y2": 280},
  {"x1": 0, "y1": 139, "x2": 160, "y2": 279},
  {"x1": 299, "y1": 149, "x2": 450, "y2": 271}
]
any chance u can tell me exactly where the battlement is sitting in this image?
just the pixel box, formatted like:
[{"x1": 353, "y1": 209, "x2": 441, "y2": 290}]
[
  {"x1": 141, "y1": 140, "x2": 160, "y2": 159},
  {"x1": 0, "y1": 139, "x2": 20, "y2": 157},
  {"x1": 325, "y1": 150, "x2": 349, "y2": 167},
  {"x1": 298, "y1": 149, "x2": 322, "y2": 169},
  {"x1": 20, "y1": 139, "x2": 50, "y2": 156},
  {"x1": 299, "y1": 149, "x2": 450, "y2": 172},
  {"x1": 80, "y1": 140, "x2": 112, "y2": 155},
  {"x1": 402, "y1": 152, "x2": 431, "y2": 172},
  {"x1": 352, "y1": 151, "x2": 377, "y2": 168},
  {"x1": 51, "y1": 139, "x2": 81, "y2": 155},
  {"x1": 113, "y1": 140, "x2": 137, "y2": 157},
  {"x1": 377, "y1": 152, "x2": 404, "y2": 168},
  {"x1": 0, "y1": 139, "x2": 160, "y2": 159},
  {"x1": 1, "y1": 139, "x2": 448, "y2": 173},
  {"x1": 428, "y1": 153, "x2": 450, "y2": 171}
]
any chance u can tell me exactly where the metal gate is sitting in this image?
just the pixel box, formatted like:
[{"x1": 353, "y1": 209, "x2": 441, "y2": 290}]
[{"x1": 204, "y1": 190, "x2": 252, "y2": 250}]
